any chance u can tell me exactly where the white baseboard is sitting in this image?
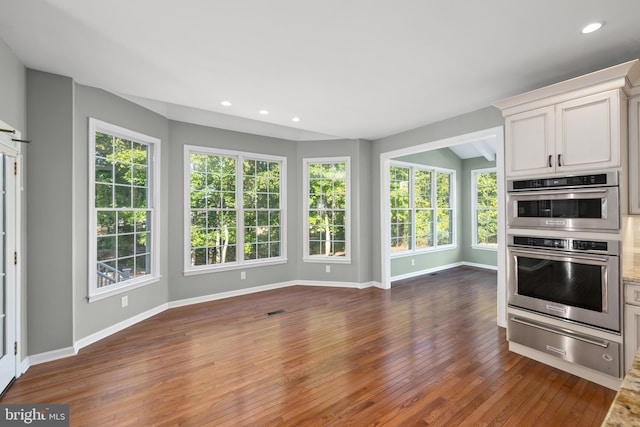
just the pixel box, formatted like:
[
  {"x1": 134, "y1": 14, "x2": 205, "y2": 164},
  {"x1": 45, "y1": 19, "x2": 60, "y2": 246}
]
[
  {"x1": 20, "y1": 356, "x2": 30, "y2": 375},
  {"x1": 391, "y1": 261, "x2": 497, "y2": 282},
  {"x1": 461, "y1": 261, "x2": 498, "y2": 271},
  {"x1": 28, "y1": 279, "x2": 377, "y2": 367},
  {"x1": 28, "y1": 346, "x2": 77, "y2": 366},
  {"x1": 74, "y1": 303, "x2": 169, "y2": 352},
  {"x1": 391, "y1": 262, "x2": 463, "y2": 282},
  {"x1": 168, "y1": 280, "x2": 298, "y2": 309},
  {"x1": 297, "y1": 280, "x2": 374, "y2": 290}
]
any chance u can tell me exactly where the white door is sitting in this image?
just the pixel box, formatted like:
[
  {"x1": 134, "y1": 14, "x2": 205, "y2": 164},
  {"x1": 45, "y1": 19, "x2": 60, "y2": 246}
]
[{"x1": 0, "y1": 152, "x2": 16, "y2": 393}]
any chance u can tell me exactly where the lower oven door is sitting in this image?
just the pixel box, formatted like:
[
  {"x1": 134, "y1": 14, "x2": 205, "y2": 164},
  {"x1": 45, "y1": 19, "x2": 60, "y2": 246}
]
[{"x1": 507, "y1": 247, "x2": 620, "y2": 332}]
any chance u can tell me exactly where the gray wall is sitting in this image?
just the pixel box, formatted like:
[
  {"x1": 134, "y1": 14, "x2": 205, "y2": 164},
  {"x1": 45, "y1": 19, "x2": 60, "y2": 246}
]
[
  {"x1": 26, "y1": 70, "x2": 74, "y2": 353},
  {"x1": 167, "y1": 120, "x2": 299, "y2": 301},
  {"x1": 16, "y1": 62, "x2": 503, "y2": 356},
  {"x1": 0, "y1": 36, "x2": 28, "y2": 358},
  {"x1": 21, "y1": 69, "x2": 376, "y2": 354},
  {"x1": 371, "y1": 107, "x2": 504, "y2": 283},
  {"x1": 295, "y1": 139, "x2": 372, "y2": 284},
  {"x1": 73, "y1": 84, "x2": 170, "y2": 340}
]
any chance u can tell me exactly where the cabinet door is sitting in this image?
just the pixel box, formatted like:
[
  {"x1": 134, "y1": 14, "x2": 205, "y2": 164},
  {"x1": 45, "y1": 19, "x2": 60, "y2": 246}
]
[
  {"x1": 505, "y1": 106, "x2": 555, "y2": 177},
  {"x1": 625, "y1": 303, "x2": 640, "y2": 373},
  {"x1": 629, "y1": 96, "x2": 640, "y2": 214},
  {"x1": 555, "y1": 90, "x2": 621, "y2": 172}
]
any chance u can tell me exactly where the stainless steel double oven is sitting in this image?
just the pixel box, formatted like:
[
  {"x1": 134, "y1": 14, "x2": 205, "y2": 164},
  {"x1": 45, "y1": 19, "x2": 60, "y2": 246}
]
[{"x1": 506, "y1": 172, "x2": 622, "y2": 377}]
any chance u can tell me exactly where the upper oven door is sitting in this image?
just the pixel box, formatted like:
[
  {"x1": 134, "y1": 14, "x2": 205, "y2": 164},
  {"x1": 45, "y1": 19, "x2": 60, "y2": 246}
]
[
  {"x1": 507, "y1": 186, "x2": 619, "y2": 231},
  {"x1": 507, "y1": 247, "x2": 620, "y2": 332}
]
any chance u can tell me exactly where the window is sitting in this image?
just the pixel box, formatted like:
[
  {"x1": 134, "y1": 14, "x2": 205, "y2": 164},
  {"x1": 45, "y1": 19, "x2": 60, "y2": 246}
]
[
  {"x1": 472, "y1": 168, "x2": 498, "y2": 249},
  {"x1": 390, "y1": 166, "x2": 411, "y2": 252},
  {"x1": 303, "y1": 158, "x2": 350, "y2": 262},
  {"x1": 185, "y1": 146, "x2": 286, "y2": 274},
  {"x1": 389, "y1": 162, "x2": 455, "y2": 254},
  {"x1": 89, "y1": 118, "x2": 161, "y2": 301}
]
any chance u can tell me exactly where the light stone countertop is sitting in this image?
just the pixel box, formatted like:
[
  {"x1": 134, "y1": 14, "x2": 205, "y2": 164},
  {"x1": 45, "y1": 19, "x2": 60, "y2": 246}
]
[
  {"x1": 602, "y1": 347, "x2": 640, "y2": 426},
  {"x1": 624, "y1": 267, "x2": 640, "y2": 285}
]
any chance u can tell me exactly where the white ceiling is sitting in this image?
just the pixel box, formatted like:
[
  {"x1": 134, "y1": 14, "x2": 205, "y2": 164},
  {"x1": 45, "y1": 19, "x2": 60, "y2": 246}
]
[
  {"x1": 449, "y1": 139, "x2": 496, "y2": 161},
  {"x1": 1, "y1": 0, "x2": 640, "y2": 141}
]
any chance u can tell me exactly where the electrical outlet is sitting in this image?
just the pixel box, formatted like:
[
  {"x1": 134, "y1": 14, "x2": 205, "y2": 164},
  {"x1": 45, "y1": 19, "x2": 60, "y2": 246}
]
[
  {"x1": 411, "y1": 258, "x2": 415, "y2": 266},
  {"x1": 326, "y1": 265, "x2": 331, "y2": 273},
  {"x1": 241, "y1": 271, "x2": 246, "y2": 280},
  {"x1": 121, "y1": 295, "x2": 128, "y2": 308}
]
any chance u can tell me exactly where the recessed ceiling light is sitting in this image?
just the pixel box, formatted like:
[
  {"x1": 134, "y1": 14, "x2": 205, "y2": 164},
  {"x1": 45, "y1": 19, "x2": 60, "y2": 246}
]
[
  {"x1": 259, "y1": 110, "x2": 269, "y2": 115},
  {"x1": 220, "y1": 100, "x2": 232, "y2": 107},
  {"x1": 292, "y1": 117, "x2": 300, "y2": 122},
  {"x1": 581, "y1": 22, "x2": 603, "y2": 34}
]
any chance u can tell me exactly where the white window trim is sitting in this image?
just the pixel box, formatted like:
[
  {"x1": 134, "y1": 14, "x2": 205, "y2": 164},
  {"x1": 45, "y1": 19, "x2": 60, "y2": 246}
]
[
  {"x1": 471, "y1": 167, "x2": 498, "y2": 251},
  {"x1": 302, "y1": 157, "x2": 351, "y2": 264},
  {"x1": 389, "y1": 160, "x2": 457, "y2": 257},
  {"x1": 183, "y1": 145, "x2": 287, "y2": 274},
  {"x1": 88, "y1": 118, "x2": 162, "y2": 302}
]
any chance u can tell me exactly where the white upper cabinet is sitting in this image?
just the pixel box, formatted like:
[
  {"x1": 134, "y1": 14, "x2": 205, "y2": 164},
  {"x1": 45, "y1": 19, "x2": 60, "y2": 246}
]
[
  {"x1": 505, "y1": 106, "x2": 554, "y2": 176},
  {"x1": 503, "y1": 90, "x2": 621, "y2": 177},
  {"x1": 555, "y1": 90, "x2": 620, "y2": 172},
  {"x1": 495, "y1": 60, "x2": 640, "y2": 179}
]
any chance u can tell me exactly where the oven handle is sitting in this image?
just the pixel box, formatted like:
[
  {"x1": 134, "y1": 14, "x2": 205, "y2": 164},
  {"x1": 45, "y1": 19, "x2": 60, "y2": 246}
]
[
  {"x1": 508, "y1": 247, "x2": 610, "y2": 263},
  {"x1": 510, "y1": 317, "x2": 610, "y2": 348},
  {"x1": 508, "y1": 187, "x2": 609, "y2": 197}
]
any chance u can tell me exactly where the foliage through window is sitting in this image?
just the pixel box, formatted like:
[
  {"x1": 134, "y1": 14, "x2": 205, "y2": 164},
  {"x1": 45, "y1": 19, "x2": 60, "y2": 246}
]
[
  {"x1": 90, "y1": 118, "x2": 160, "y2": 301},
  {"x1": 303, "y1": 158, "x2": 350, "y2": 261},
  {"x1": 472, "y1": 168, "x2": 498, "y2": 248},
  {"x1": 185, "y1": 146, "x2": 286, "y2": 272},
  {"x1": 390, "y1": 163, "x2": 455, "y2": 253}
]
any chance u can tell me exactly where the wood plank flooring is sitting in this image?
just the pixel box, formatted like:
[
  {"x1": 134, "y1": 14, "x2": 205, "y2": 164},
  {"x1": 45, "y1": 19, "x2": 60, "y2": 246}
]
[{"x1": 1, "y1": 267, "x2": 616, "y2": 426}]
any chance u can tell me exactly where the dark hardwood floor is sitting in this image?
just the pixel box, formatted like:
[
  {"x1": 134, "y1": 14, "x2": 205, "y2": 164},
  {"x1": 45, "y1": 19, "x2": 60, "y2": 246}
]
[{"x1": 1, "y1": 267, "x2": 616, "y2": 426}]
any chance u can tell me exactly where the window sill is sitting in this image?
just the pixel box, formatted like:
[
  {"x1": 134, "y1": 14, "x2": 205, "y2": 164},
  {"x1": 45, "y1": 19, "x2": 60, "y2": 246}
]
[
  {"x1": 88, "y1": 275, "x2": 161, "y2": 303},
  {"x1": 183, "y1": 258, "x2": 288, "y2": 276}
]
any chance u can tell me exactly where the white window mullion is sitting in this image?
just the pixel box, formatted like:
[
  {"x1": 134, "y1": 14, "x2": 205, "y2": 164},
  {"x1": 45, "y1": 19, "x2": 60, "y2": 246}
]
[
  {"x1": 237, "y1": 154, "x2": 244, "y2": 266},
  {"x1": 410, "y1": 166, "x2": 416, "y2": 252},
  {"x1": 431, "y1": 169, "x2": 437, "y2": 248}
]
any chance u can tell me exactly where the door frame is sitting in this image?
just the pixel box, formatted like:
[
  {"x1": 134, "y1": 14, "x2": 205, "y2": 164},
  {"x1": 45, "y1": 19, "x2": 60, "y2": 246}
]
[{"x1": 0, "y1": 119, "x2": 23, "y2": 385}]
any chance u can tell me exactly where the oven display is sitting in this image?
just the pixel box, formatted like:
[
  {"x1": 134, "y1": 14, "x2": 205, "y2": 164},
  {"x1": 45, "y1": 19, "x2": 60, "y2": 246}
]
[{"x1": 516, "y1": 256, "x2": 603, "y2": 313}]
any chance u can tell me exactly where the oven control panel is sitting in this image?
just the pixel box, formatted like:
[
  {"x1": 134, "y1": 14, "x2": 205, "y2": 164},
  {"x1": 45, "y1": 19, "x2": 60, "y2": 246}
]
[
  {"x1": 508, "y1": 171, "x2": 617, "y2": 191},
  {"x1": 510, "y1": 235, "x2": 618, "y2": 255}
]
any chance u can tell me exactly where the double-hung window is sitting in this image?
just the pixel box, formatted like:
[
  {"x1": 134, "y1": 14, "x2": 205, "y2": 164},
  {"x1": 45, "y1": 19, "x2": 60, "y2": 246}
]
[
  {"x1": 472, "y1": 168, "x2": 498, "y2": 249},
  {"x1": 185, "y1": 146, "x2": 286, "y2": 273},
  {"x1": 390, "y1": 162, "x2": 455, "y2": 254},
  {"x1": 390, "y1": 166, "x2": 412, "y2": 252},
  {"x1": 89, "y1": 118, "x2": 161, "y2": 301},
  {"x1": 303, "y1": 157, "x2": 350, "y2": 262}
]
